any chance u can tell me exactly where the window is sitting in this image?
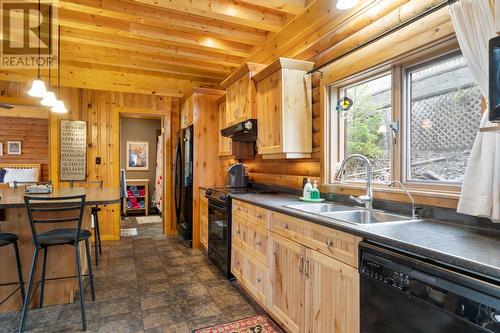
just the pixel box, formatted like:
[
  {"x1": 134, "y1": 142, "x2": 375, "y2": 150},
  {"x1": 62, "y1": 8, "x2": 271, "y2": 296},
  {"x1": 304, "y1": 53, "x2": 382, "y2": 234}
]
[
  {"x1": 405, "y1": 54, "x2": 482, "y2": 184},
  {"x1": 338, "y1": 74, "x2": 392, "y2": 183},
  {"x1": 329, "y1": 51, "x2": 483, "y2": 189}
]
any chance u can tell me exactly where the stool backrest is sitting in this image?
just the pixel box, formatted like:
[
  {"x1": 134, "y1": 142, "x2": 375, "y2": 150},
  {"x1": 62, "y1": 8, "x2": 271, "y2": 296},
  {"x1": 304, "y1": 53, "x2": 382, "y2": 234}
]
[
  {"x1": 69, "y1": 180, "x2": 103, "y2": 188},
  {"x1": 14, "y1": 181, "x2": 52, "y2": 189},
  {"x1": 24, "y1": 194, "x2": 86, "y2": 248}
]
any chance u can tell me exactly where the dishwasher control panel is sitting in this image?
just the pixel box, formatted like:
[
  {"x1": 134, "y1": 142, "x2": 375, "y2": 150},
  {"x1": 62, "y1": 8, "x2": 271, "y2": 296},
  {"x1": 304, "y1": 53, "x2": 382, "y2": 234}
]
[{"x1": 361, "y1": 258, "x2": 410, "y2": 290}]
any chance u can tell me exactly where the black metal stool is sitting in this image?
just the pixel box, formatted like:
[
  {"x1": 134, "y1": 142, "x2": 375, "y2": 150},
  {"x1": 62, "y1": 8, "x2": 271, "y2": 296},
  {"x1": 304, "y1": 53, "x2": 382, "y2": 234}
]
[
  {"x1": 19, "y1": 194, "x2": 95, "y2": 332},
  {"x1": 0, "y1": 233, "x2": 25, "y2": 307},
  {"x1": 69, "y1": 180, "x2": 103, "y2": 266}
]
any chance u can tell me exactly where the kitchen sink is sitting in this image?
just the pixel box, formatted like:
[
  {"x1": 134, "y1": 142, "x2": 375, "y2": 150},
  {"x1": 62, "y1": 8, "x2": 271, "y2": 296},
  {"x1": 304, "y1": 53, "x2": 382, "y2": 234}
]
[
  {"x1": 320, "y1": 210, "x2": 411, "y2": 225},
  {"x1": 286, "y1": 203, "x2": 357, "y2": 214}
]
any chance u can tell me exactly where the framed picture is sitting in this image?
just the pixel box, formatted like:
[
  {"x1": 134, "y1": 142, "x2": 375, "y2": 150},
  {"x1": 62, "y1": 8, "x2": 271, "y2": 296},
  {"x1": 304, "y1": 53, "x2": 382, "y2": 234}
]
[
  {"x1": 126, "y1": 141, "x2": 149, "y2": 171},
  {"x1": 7, "y1": 141, "x2": 21, "y2": 155}
]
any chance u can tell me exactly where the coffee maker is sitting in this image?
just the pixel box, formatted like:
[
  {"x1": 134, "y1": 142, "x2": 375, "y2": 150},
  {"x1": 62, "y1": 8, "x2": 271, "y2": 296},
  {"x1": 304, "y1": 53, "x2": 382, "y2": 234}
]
[{"x1": 227, "y1": 163, "x2": 248, "y2": 188}]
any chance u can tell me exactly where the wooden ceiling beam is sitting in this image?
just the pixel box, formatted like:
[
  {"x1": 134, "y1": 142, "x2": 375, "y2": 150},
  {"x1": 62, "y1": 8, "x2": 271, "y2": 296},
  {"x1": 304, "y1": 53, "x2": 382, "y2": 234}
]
[
  {"x1": 58, "y1": 0, "x2": 268, "y2": 45},
  {"x1": 0, "y1": 65, "x2": 218, "y2": 97},
  {"x1": 60, "y1": 42, "x2": 234, "y2": 76},
  {"x1": 237, "y1": 0, "x2": 306, "y2": 15},
  {"x1": 59, "y1": 8, "x2": 254, "y2": 57},
  {"x1": 132, "y1": 0, "x2": 287, "y2": 32},
  {"x1": 60, "y1": 27, "x2": 245, "y2": 67}
]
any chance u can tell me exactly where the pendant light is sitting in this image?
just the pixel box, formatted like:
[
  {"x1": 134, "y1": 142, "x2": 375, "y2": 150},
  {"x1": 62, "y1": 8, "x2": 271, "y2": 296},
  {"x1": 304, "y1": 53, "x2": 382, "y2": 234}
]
[
  {"x1": 28, "y1": 0, "x2": 47, "y2": 98},
  {"x1": 336, "y1": 0, "x2": 359, "y2": 10},
  {"x1": 41, "y1": 23, "x2": 56, "y2": 107},
  {"x1": 51, "y1": 25, "x2": 67, "y2": 114}
]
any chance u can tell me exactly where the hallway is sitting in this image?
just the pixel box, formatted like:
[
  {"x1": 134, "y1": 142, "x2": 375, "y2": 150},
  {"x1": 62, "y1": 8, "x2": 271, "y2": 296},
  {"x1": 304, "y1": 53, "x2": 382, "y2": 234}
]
[{"x1": 0, "y1": 223, "x2": 261, "y2": 332}]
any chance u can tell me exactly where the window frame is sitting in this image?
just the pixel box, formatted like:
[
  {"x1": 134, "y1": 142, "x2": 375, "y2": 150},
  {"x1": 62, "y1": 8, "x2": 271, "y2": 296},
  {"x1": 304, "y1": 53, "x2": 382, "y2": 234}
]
[{"x1": 323, "y1": 47, "x2": 475, "y2": 196}]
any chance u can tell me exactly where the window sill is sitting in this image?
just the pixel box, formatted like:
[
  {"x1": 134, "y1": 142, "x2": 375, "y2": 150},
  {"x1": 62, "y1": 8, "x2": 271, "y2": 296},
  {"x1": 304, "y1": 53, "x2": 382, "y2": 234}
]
[{"x1": 320, "y1": 182, "x2": 460, "y2": 209}]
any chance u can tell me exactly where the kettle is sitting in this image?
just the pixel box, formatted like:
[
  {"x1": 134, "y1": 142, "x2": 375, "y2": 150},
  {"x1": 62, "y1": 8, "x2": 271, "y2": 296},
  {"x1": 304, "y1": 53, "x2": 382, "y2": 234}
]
[{"x1": 227, "y1": 163, "x2": 248, "y2": 188}]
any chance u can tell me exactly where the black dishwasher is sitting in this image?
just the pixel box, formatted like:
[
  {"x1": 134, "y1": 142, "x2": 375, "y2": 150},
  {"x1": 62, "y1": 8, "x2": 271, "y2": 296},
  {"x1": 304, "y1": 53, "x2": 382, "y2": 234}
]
[{"x1": 360, "y1": 242, "x2": 500, "y2": 333}]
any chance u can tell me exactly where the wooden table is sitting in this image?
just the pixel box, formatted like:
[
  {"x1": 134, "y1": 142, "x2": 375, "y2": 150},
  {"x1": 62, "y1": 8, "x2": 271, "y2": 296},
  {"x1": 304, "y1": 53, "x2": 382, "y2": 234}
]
[{"x1": 0, "y1": 187, "x2": 120, "y2": 312}]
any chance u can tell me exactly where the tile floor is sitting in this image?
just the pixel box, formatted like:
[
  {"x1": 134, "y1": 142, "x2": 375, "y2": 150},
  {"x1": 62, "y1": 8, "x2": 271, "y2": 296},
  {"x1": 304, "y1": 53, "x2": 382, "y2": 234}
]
[{"x1": 0, "y1": 218, "x2": 262, "y2": 332}]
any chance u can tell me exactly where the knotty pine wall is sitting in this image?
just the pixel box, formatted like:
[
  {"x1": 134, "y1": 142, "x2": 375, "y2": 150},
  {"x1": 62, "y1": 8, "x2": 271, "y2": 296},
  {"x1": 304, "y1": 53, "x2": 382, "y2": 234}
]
[
  {"x1": 0, "y1": 80, "x2": 179, "y2": 240},
  {"x1": 0, "y1": 116, "x2": 49, "y2": 181},
  {"x1": 243, "y1": 1, "x2": 455, "y2": 190}
]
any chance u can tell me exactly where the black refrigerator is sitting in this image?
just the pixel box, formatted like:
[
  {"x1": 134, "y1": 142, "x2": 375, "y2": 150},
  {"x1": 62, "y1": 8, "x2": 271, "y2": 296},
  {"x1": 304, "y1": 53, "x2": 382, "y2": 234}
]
[{"x1": 174, "y1": 125, "x2": 193, "y2": 245}]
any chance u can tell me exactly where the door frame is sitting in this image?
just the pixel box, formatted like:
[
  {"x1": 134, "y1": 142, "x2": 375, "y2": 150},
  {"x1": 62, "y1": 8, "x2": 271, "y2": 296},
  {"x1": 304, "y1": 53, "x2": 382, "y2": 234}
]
[{"x1": 115, "y1": 107, "x2": 175, "y2": 236}]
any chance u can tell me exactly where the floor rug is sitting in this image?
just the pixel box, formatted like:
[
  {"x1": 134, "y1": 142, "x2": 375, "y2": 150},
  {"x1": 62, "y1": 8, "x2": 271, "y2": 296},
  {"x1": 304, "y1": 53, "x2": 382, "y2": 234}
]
[
  {"x1": 120, "y1": 227, "x2": 138, "y2": 236},
  {"x1": 193, "y1": 314, "x2": 283, "y2": 333},
  {"x1": 136, "y1": 216, "x2": 162, "y2": 224}
]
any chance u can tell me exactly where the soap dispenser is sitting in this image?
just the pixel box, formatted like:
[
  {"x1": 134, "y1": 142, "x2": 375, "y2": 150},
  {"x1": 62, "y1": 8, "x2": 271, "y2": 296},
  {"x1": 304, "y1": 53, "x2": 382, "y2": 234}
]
[
  {"x1": 303, "y1": 178, "x2": 313, "y2": 199},
  {"x1": 312, "y1": 180, "x2": 320, "y2": 199}
]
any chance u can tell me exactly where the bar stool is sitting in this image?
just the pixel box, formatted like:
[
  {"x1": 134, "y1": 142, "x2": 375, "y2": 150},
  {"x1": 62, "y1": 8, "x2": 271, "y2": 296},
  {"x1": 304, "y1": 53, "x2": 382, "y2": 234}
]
[
  {"x1": 19, "y1": 194, "x2": 95, "y2": 332},
  {"x1": 0, "y1": 233, "x2": 25, "y2": 307},
  {"x1": 69, "y1": 180, "x2": 103, "y2": 266}
]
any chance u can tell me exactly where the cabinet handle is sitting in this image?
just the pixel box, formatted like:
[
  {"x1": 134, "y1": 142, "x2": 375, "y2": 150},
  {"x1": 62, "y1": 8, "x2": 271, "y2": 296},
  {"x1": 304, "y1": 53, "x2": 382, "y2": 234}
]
[
  {"x1": 256, "y1": 277, "x2": 261, "y2": 284},
  {"x1": 236, "y1": 230, "x2": 241, "y2": 235},
  {"x1": 282, "y1": 223, "x2": 289, "y2": 230},
  {"x1": 304, "y1": 258, "x2": 310, "y2": 279},
  {"x1": 325, "y1": 240, "x2": 335, "y2": 255},
  {"x1": 255, "y1": 241, "x2": 262, "y2": 247},
  {"x1": 299, "y1": 256, "x2": 304, "y2": 276},
  {"x1": 256, "y1": 214, "x2": 262, "y2": 219}
]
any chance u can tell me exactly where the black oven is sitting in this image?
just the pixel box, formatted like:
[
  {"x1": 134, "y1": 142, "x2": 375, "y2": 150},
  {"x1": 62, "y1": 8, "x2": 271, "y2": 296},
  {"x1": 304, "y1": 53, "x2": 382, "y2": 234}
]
[
  {"x1": 207, "y1": 193, "x2": 233, "y2": 279},
  {"x1": 360, "y1": 242, "x2": 500, "y2": 333}
]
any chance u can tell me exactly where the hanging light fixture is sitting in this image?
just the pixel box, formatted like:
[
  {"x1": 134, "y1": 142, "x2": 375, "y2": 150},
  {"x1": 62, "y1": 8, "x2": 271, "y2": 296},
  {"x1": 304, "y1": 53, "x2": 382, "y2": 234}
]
[
  {"x1": 28, "y1": 0, "x2": 47, "y2": 98},
  {"x1": 41, "y1": 26, "x2": 56, "y2": 107},
  {"x1": 336, "y1": 0, "x2": 359, "y2": 10},
  {"x1": 51, "y1": 25, "x2": 67, "y2": 114}
]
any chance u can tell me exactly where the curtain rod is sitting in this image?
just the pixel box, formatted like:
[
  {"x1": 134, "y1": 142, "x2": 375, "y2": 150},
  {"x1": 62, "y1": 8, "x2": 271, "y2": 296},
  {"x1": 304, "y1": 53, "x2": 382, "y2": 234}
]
[{"x1": 308, "y1": 0, "x2": 454, "y2": 75}]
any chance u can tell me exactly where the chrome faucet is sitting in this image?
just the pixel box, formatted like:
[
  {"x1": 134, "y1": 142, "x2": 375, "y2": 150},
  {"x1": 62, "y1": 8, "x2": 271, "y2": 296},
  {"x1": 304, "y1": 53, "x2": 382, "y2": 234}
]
[
  {"x1": 335, "y1": 154, "x2": 373, "y2": 209},
  {"x1": 388, "y1": 181, "x2": 416, "y2": 219}
]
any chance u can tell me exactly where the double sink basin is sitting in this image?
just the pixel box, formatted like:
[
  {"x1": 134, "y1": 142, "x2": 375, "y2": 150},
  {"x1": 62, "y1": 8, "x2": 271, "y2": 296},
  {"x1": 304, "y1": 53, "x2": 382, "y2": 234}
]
[{"x1": 286, "y1": 203, "x2": 415, "y2": 225}]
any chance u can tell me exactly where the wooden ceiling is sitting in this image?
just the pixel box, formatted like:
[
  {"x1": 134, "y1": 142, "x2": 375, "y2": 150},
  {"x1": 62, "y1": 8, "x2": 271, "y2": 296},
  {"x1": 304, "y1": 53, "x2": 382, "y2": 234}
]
[{"x1": 52, "y1": 0, "x2": 313, "y2": 96}]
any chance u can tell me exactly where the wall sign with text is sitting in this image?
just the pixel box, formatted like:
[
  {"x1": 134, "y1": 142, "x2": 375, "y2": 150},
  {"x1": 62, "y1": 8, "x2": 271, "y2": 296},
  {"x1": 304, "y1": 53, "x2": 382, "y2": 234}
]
[{"x1": 60, "y1": 120, "x2": 87, "y2": 181}]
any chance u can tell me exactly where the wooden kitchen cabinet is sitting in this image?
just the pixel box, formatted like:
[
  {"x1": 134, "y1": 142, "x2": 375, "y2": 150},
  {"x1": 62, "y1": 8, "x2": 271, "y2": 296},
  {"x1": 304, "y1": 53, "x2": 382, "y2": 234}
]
[
  {"x1": 254, "y1": 58, "x2": 315, "y2": 159},
  {"x1": 218, "y1": 96, "x2": 233, "y2": 157},
  {"x1": 180, "y1": 96, "x2": 193, "y2": 129},
  {"x1": 269, "y1": 232, "x2": 306, "y2": 333},
  {"x1": 304, "y1": 249, "x2": 360, "y2": 333},
  {"x1": 221, "y1": 62, "x2": 266, "y2": 127}
]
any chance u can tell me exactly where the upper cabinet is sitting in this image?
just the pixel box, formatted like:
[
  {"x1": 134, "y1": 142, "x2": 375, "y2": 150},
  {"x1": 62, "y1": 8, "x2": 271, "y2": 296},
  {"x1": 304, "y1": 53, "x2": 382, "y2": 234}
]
[
  {"x1": 218, "y1": 95, "x2": 232, "y2": 157},
  {"x1": 254, "y1": 58, "x2": 314, "y2": 160},
  {"x1": 180, "y1": 96, "x2": 193, "y2": 129},
  {"x1": 221, "y1": 62, "x2": 266, "y2": 128}
]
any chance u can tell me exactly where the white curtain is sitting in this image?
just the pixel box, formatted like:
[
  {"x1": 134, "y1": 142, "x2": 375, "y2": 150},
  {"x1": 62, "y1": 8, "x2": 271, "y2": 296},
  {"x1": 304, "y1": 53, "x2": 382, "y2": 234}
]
[
  {"x1": 152, "y1": 135, "x2": 163, "y2": 213},
  {"x1": 449, "y1": 0, "x2": 500, "y2": 222}
]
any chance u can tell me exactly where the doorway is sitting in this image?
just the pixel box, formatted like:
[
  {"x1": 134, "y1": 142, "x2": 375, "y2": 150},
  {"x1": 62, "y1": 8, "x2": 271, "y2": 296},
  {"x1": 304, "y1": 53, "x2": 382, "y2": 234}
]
[{"x1": 119, "y1": 115, "x2": 165, "y2": 238}]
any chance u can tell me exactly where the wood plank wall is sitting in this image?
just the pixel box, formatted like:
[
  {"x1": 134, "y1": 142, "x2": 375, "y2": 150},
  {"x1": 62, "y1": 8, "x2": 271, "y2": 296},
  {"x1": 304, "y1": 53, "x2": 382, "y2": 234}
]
[
  {"x1": 0, "y1": 116, "x2": 49, "y2": 181},
  {"x1": 0, "y1": 80, "x2": 179, "y2": 240},
  {"x1": 244, "y1": 1, "x2": 455, "y2": 190}
]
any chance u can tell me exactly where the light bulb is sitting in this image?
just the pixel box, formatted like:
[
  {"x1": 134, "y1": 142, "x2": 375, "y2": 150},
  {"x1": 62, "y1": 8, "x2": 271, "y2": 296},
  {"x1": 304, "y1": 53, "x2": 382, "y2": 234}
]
[
  {"x1": 27, "y1": 79, "x2": 47, "y2": 98},
  {"x1": 336, "y1": 0, "x2": 359, "y2": 10},
  {"x1": 51, "y1": 100, "x2": 68, "y2": 113},
  {"x1": 40, "y1": 91, "x2": 57, "y2": 107}
]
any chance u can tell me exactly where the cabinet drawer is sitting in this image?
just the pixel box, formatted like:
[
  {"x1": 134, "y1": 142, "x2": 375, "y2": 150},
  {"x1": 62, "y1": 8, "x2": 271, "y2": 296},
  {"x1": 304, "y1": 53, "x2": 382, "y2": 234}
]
[
  {"x1": 232, "y1": 213, "x2": 246, "y2": 248},
  {"x1": 231, "y1": 244, "x2": 244, "y2": 280},
  {"x1": 245, "y1": 222, "x2": 270, "y2": 266},
  {"x1": 271, "y1": 211, "x2": 360, "y2": 268},
  {"x1": 233, "y1": 200, "x2": 270, "y2": 229},
  {"x1": 242, "y1": 255, "x2": 269, "y2": 306}
]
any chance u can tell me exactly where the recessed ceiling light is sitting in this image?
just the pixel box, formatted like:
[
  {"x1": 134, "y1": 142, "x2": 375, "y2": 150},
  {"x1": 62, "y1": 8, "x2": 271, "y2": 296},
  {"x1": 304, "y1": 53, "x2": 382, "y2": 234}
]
[{"x1": 336, "y1": 0, "x2": 360, "y2": 10}]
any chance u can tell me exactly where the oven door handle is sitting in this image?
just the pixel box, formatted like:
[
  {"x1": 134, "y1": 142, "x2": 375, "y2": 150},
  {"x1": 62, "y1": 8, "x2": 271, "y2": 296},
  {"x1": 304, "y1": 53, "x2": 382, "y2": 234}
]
[{"x1": 208, "y1": 200, "x2": 227, "y2": 211}]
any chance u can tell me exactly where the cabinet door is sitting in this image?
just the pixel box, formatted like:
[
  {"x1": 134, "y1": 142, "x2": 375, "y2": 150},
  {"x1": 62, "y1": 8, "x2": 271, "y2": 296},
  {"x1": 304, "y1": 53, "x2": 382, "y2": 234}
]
[
  {"x1": 218, "y1": 101, "x2": 233, "y2": 156},
  {"x1": 304, "y1": 249, "x2": 359, "y2": 333},
  {"x1": 180, "y1": 96, "x2": 193, "y2": 128},
  {"x1": 270, "y1": 232, "x2": 306, "y2": 333},
  {"x1": 232, "y1": 212, "x2": 246, "y2": 248},
  {"x1": 257, "y1": 70, "x2": 282, "y2": 155},
  {"x1": 242, "y1": 254, "x2": 270, "y2": 306},
  {"x1": 226, "y1": 81, "x2": 240, "y2": 126},
  {"x1": 231, "y1": 244, "x2": 244, "y2": 280},
  {"x1": 245, "y1": 221, "x2": 270, "y2": 266}
]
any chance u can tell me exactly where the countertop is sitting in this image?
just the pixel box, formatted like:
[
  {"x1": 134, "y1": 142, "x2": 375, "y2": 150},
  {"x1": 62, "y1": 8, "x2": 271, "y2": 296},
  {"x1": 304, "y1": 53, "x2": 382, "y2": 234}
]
[
  {"x1": 0, "y1": 187, "x2": 121, "y2": 208},
  {"x1": 230, "y1": 192, "x2": 500, "y2": 282}
]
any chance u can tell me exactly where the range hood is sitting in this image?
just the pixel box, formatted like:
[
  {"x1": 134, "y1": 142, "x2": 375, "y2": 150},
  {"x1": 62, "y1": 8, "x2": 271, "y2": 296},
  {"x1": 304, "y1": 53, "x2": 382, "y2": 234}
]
[{"x1": 221, "y1": 119, "x2": 257, "y2": 142}]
